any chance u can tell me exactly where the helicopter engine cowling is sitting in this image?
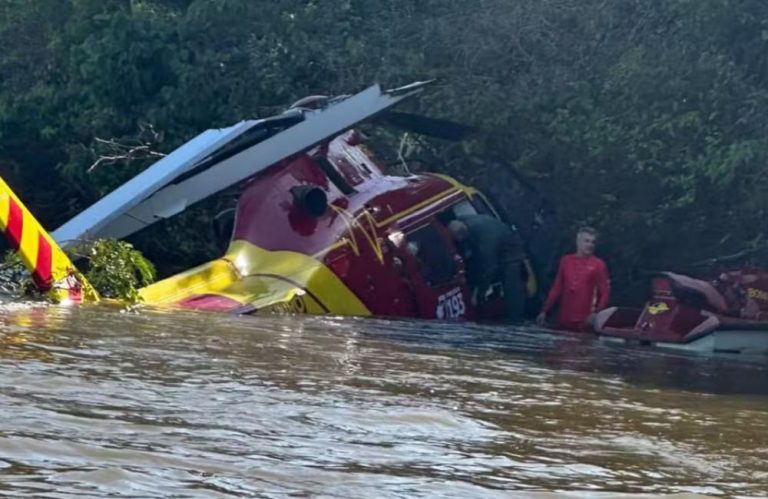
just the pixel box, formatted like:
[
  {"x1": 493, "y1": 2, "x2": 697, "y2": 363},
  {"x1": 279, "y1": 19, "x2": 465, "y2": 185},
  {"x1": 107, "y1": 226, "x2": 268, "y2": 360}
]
[{"x1": 290, "y1": 184, "x2": 328, "y2": 217}]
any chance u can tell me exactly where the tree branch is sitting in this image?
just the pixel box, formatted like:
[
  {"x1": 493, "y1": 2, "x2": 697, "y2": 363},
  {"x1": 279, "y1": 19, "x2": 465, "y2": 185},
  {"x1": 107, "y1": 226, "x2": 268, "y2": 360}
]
[{"x1": 87, "y1": 123, "x2": 166, "y2": 172}]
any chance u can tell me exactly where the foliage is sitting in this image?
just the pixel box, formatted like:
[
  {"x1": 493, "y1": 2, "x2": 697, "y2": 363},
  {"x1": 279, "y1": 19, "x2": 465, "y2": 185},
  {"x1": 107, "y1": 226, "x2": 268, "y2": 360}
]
[
  {"x1": 0, "y1": 239, "x2": 155, "y2": 304},
  {"x1": 1, "y1": 0, "x2": 768, "y2": 302},
  {"x1": 0, "y1": 251, "x2": 38, "y2": 298},
  {"x1": 81, "y1": 239, "x2": 156, "y2": 304}
]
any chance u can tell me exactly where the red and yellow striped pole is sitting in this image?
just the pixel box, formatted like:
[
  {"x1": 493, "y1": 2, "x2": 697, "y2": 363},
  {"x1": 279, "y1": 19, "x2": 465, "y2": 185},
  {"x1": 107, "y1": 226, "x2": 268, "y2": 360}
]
[{"x1": 0, "y1": 177, "x2": 98, "y2": 304}]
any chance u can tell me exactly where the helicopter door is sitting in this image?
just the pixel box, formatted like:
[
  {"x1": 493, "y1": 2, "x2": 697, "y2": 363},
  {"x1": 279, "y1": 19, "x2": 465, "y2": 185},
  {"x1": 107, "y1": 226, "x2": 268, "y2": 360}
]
[{"x1": 400, "y1": 221, "x2": 472, "y2": 320}]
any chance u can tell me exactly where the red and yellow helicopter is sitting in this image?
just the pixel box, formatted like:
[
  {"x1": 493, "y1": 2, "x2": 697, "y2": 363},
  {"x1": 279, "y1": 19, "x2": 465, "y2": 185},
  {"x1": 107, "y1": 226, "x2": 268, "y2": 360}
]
[{"x1": 0, "y1": 81, "x2": 558, "y2": 322}]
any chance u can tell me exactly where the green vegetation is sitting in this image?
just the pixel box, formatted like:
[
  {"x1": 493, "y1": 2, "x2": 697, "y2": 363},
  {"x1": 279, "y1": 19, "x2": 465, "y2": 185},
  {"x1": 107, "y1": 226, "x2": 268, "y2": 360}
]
[
  {"x1": 1, "y1": 0, "x2": 767, "y2": 301},
  {"x1": 0, "y1": 239, "x2": 155, "y2": 304},
  {"x1": 78, "y1": 239, "x2": 156, "y2": 303},
  {"x1": 0, "y1": 251, "x2": 38, "y2": 298}
]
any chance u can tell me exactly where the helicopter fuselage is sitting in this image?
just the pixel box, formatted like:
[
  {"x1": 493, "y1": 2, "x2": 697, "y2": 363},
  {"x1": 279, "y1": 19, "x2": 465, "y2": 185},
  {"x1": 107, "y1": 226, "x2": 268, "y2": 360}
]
[{"x1": 139, "y1": 129, "x2": 533, "y2": 322}]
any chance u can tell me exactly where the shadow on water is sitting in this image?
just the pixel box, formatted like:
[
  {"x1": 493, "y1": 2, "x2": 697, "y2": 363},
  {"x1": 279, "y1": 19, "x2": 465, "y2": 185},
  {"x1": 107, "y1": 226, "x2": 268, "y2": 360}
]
[{"x1": 354, "y1": 317, "x2": 768, "y2": 397}]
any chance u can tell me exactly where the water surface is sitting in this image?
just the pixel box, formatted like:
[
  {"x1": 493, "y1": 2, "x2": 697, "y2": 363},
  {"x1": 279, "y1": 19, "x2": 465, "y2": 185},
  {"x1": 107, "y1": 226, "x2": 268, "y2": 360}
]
[{"x1": 0, "y1": 302, "x2": 765, "y2": 497}]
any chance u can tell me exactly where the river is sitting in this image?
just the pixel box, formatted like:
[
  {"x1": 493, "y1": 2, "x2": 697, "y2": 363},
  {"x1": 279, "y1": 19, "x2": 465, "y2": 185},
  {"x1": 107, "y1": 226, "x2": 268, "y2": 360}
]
[{"x1": 0, "y1": 301, "x2": 766, "y2": 497}]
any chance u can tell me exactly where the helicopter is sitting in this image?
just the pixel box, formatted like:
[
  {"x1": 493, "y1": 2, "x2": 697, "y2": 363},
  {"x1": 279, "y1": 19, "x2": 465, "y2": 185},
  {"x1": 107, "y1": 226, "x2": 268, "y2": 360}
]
[{"x1": 0, "y1": 81, "x2": 559, "y2": 322}]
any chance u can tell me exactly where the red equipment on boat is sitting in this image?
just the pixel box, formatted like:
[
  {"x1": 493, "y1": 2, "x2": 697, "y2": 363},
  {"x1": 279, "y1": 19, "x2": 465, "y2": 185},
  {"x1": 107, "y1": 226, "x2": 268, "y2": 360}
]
[{"x1": 594, "y1": 268, "x2": 768, "y2": 354}]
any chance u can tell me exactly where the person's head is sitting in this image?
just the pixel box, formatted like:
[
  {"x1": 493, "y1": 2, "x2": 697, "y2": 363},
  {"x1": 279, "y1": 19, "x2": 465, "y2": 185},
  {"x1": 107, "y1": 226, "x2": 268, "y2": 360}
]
[
  {"x1": 447, "y1": 220, "x2": 469, "y2": 242},
  {"x1": 576, "y1": 226, "x2": 598, "y2": 256}
]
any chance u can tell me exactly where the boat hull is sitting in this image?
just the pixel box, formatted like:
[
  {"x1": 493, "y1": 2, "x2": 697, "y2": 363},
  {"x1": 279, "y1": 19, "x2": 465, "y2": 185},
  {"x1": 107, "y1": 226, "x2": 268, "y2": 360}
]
[
  {"x1": 598, "y1": 325, "x2": 768, "y2": 355},
  {"x1": 595, "y1": 305, "x2": 768, "y2": 355}
]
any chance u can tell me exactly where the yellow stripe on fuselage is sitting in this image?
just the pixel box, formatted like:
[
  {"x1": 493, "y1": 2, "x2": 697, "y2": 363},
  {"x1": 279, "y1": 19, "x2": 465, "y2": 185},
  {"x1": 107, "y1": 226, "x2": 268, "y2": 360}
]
[
  {"x1": 139, "y1": 240, "x2": 369, "y2": 316},
  {"x1": 138, "y1": 258, "x2": 240, "y2": 305},
  {"x1": 375, "y1": 186, "x2": 461, "y2": 228},
  {"x1": 226, "y1": 240, "x2": 369, "y2": 315},
  {"x1": 139, "y1": 173, "x2": 535, "y2": 314},
  {"x1": 426, "y1": 173, "x2": 537, "y2": 296},
  {"x1": 311, "y1": 183, "x2": 462, "y2": 259}
]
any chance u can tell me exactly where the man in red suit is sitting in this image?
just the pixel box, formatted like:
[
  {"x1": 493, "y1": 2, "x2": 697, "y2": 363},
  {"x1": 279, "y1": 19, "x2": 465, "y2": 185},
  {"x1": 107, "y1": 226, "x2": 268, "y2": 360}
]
[{"x1": 536, "y1": 227, "x2": 610, "y2": 331}]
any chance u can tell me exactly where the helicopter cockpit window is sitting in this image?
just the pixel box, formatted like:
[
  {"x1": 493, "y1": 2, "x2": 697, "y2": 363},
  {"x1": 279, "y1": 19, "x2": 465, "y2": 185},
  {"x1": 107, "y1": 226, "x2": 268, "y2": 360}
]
[
  {"x1": 451, "y1": 200, "x2": 477, "y2": 218},
  {"x1": 470, "y1": 195, "x2": 495, "y2": 217},
  {"x1": 436, "y1": 199, "x2": 477, "y2": 226},
  {"x1": 406, "y1": 224, "x2": 457, "y2": 286}
]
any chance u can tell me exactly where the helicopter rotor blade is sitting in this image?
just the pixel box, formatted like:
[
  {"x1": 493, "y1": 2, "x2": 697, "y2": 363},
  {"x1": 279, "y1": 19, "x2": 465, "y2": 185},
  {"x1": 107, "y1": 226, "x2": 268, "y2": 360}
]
[{"x1": 376, "y1": 111, "x2": 475, "y2": 141}]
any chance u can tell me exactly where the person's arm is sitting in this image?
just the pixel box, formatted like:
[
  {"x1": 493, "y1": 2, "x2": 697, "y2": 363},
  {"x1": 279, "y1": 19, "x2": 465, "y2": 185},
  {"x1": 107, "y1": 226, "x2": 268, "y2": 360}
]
[
  {"x1": 541, "y1": 258, "x2": 565, "y2": 314},
  {"x1": 595, "y1": 259, "x2": 611, "y2": 310}
]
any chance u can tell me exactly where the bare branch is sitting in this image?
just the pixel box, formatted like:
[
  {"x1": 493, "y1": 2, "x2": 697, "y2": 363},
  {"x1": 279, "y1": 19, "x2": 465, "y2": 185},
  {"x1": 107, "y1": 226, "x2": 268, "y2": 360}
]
[{"x1": 87, "y1": 123, "x2": 166, "y2": 172}]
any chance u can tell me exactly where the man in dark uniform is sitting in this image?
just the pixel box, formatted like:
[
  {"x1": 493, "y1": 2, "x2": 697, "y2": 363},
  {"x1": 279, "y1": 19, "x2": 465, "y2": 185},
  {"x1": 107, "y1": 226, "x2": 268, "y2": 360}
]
[{"x1": 448, "y1": 214, "x2": 527, "y2": 322}]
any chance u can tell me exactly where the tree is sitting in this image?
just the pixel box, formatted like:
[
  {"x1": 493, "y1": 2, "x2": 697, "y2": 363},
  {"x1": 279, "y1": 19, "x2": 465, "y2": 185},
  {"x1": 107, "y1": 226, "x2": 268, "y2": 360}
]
[{"x1": 1, "y1": 0, "x2": 767, "y2": 302}]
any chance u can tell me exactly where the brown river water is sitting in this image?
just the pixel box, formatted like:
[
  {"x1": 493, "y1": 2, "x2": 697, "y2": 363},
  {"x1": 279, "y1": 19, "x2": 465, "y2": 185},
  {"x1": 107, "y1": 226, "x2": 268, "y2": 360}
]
[{"x1": 0, "y1": 301, "x2": 766, "y2": 498}]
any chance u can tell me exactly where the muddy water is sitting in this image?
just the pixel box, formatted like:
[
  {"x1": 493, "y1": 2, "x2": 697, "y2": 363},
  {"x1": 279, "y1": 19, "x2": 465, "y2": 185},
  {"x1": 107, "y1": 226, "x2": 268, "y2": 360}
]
[{"x1": 0, "y1": 302, "x2": 766, "y2": 497}]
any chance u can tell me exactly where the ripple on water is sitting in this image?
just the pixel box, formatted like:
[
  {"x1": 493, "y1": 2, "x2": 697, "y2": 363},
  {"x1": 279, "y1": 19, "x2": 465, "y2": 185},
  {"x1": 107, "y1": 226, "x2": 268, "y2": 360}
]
[{"x1": 0, "y1": 305, "x2": 764, "y2": 497}]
